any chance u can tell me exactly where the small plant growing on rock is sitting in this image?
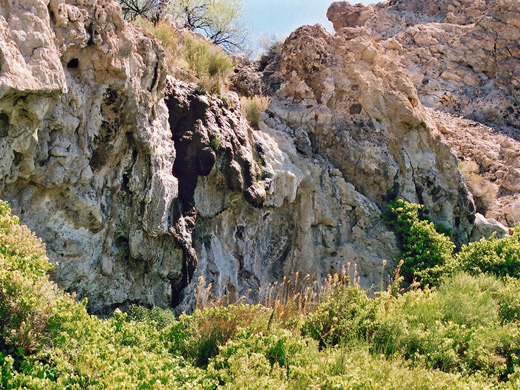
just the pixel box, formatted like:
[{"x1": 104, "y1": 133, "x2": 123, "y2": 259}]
[
  {"x1": 133, "y1": 18, "x2": 185, "y2": 72},
  {"x1": 209, "y1": 134, "x2": 220, "y2": 151},
  {"x1": 240, "y1": 95, "x2": 270, "y2": 128},
  {"x1": 184, "y1": 34, "x2": 234, "y2": 95}
]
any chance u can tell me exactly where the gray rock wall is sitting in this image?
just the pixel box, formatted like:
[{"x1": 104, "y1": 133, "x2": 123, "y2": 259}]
[{"x1": 0, "y1": 0, "x2": 475, "y2": 313}]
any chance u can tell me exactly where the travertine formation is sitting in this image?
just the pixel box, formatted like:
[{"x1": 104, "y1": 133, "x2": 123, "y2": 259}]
[{"x1": 2, "y1": 0, "x2": 508, "y2": 313}]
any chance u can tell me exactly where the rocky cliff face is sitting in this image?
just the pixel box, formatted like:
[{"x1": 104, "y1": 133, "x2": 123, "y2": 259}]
[
  {"x1": 327, "y1": 0, "x2": 520, "y2": 227},
  {"x1": 0, "y1": 0, "x2": 482, "y2": 313}
]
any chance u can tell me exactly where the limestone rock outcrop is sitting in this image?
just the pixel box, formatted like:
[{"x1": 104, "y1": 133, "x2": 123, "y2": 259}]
[
  {"x1": 0, "y1": 0, "x2": 476, "y2": 313},
  {"x1": 0, "y1": 0, "x2": 174, "y2": 313},
  {"x1": 327, "y1": 0, "x2": 520, "y2": 227}
]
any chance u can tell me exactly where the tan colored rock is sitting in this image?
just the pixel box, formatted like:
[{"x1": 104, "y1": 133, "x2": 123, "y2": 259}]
[
  {"x1": 470, "y1": 213, "x2": 509, "y2": 242},
  {"x1": 0, "y1": 0, "x2": 174, "y2": 313},
  {"x1": 327, "y1": 0, "x2": 520, "y2": 227},
  {"x1": 273, "y1": 24, "x2": 473, "y2": 245},
  {"x1": 429, "y1": 109, "x2": 520, "y2": 226},
  {"x1": 328, "y1": 1, "x2": 520, "y2": 128}
]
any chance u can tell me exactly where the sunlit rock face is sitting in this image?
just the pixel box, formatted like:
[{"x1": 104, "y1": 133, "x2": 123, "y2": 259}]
[
  {"x1": 0, "y1": 0, "x2": 475, "y2": 313},
  {"x1": 0, "y1": 0, "x2": 177, "y2": 314},
  {"x1": 326, "y1": 0, "x2": 520, "y2": 227}
]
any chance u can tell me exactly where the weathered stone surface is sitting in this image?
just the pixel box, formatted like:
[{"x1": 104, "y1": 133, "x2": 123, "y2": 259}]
[
  {"x1": 0, "y1": 0, "x2": 477, "y2": 313},
  {"x1": 181, "y1": 22, "x2": 476, "y2": 307},
  {"x1": 470, "y1": 213, "x2": 509, "y2": 242},
  {"x1": 428, "y1": 109, "x2": 520, "y2": 226},
  {"x1": 328, "y1": 0, "x2": 520, "y2": 127},
  {"x1": 327, "y1": 0, "x2": 520, "y2": 227},
  {"x1": 0, "y1": 0, "x2": 175, "y2": 314},
  {"x1": 276, "y1": 24, "x2": 473, "y2": 244}
]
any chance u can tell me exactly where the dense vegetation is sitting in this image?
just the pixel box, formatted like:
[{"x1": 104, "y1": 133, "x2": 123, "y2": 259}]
[
  {"x1": 134, "y1": 16, "x2": 271, "y2": 125},
  {"x1": 2, "y1": 199, "x2": 520, "y2": 389}
]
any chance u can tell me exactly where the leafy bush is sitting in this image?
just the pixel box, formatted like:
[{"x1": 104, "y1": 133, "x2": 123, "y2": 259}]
[
  {"x1": 456, "y1": 227, "x2": 520, "y2": 278},
  {"x1": 0, "y1": 201, "x2": 217, "y2": 389},
  {"x1": 0, "y1": 202, "x2": 59, "y2": 356},
  {"x1": 3, "y1": 198, "x2": 520, "y2": 388},
  {"x1": 384, "y1": 199, "x2": 455, "y2": 286},
  {"x1": 371, "y1": 273, "x2": 520, "y2": 379},
  {"x1": 240, "y1": 95, "x2": 270, "y2": 128},
  {"x1": 492, "y1": 277, "x2": 520, "y2": 324},
  {"x1": 127, "y1": 304, "x2": 176, "y2": 330},
  {"x1": 301, "y1": 284, "x2": 377, "y2": 348},
  {"x1": 162, "y1": 305, "x2": 269, "y2": 367}
]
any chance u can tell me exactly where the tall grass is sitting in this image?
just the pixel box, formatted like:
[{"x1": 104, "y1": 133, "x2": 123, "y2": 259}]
[
  {"x1": 133, "y1": 18, "x2": 185, "y2": 71},
  {"x1": 184, "y1": 34, "x2": 234, "y2": 94},
  {"x1": 240, "y1": 95, "x2": 270, "y2": 128},
  {"x1": 133, "y1": 18, "x2": 234, "y2": 95}
]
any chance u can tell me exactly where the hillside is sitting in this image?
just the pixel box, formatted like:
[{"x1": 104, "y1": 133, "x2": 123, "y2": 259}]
[
  {"x1": 2, "y1": 199, "x2": 520, "y2": 388},
  {"x1": 1, "y1": 0, "x2": 512, "y2": 313},
  {"x1": 1, "y1": 0, "x2": 520, "y2": 386}
]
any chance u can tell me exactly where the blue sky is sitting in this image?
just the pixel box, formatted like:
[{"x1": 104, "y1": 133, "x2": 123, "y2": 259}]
[{"x1": 242, "y1": 0, "x2": 379, "y2": 49}]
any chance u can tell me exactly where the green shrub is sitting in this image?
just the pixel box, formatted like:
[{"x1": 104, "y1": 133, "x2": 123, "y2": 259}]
[
  {"x1": 301, "y1": 285, "x2": 378, "y2": 347},
  {"x1": 127, "y1": 304, "x2": 176, "y2": 330},
  {"x1": 371, "y1": 273, "x2": 520, "y2": 379},
  {"x1": 437, "y1": 273, "x2": 500, "y2": 327},
  {"x1": 492, "y1": 277, "x2": 520, "y2": 324},
  {"x1": 0, "y1": 201, "x2": 59, "y2": 356},
  {"x1": 457, "y1": 227, "x2": 520, "y2": 278},
  {"x1": 184, "y1": 34, "x2": 234, "y2": 94},
  {"x1": 162, "y1": 305, "x2": 270, "y2": 367},
  {"x1": 212, "y1": 328, "x2": 307, "y2": 374},
  {"x1": 2, "y1": 197, "x2": 520, "y2": 388},
  {"x1": 384, "y1": 199, "x2": 455, "y2": 286}
]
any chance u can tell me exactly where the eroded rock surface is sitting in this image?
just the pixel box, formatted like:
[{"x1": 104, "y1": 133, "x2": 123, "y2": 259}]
[
  {"x1": 0, "y1": 0, "x2": 476, "y2": 312},
  {"x1": 184, "y1": 23, "x2": 475, "y2": 307},
  {"x1": 327, "y1": 0, "x2": 520, "y2": 227},
  {"x1": 1, "y1": 0, "x2": 176, "y2": 313}
]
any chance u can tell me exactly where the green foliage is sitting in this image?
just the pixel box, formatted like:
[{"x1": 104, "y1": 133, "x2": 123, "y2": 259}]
[
  {"x1": 301, "y1": 285, "x2": 377, "y2": 347},
  {"x1": 162, "y1": 305, "x2": 269, "y2": 367},
  {"x1": 0, "y1": 200, "x2": 217, "y2": 389},
  {"x1": 384, "y1": 199, "x2": 455, "y2": 286},
  {"x1": 371, "y1": 274, "x2": 520, "y2": 379},
  {"x1": 457, "y1": 227, "x2": 520, "y2": 278},
  {"x1": 3, "y1": 198, "x2": 520, "y2": 389},
  {"x1": 127, "y1": 304, "x2": 176, "y2": 330},
  {"x1": 209, "y1": 134, "x2": 220, "y2": 151},
  {"x1": 184, "y1": 34, "x2": 234, "y2": 94},
  {"x1": 133, "y1": 18, "x2": 184, "y2": 73},
  {"x1": 0, "y1": 201, "x2": 58, "y2": 356}
]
